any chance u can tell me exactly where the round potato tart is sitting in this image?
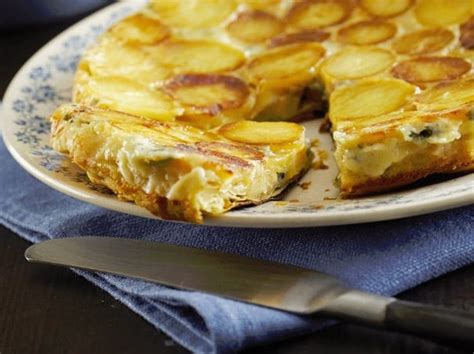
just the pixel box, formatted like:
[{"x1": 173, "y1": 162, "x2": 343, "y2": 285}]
[{"x1": 49, "y1": 0, "x2": 474, "y2": 222}]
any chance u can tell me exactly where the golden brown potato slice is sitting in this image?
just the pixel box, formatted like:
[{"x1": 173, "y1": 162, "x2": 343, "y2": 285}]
[
  {"x1": 83, "y1": 39, "x2": 170, "y2": 85},
  {"x1": 154, "y1": 39, "x2": 245, "y2": 74},
  {"x1": 321, "y1": 47, "x2": 394, "y2": 80},
  {"x1": 150, "y1": 0, "x2": 236, "y2": 28},
  {"x1": 392, "y1": 28, "x2": 454, "y2": 55},
  {"x1": 268, "y1": 30, "x2": 330, "y2": 47},
  {"x1": 226, "y1": 10, "x2": 284, "y2": 43},
  {"x1": 163, "y1": 74, "x2": 250, "y2": 115},
  {"x1": 415, "y1": 79, "x2": 474, "y2": 111},
  {"x1": 287, "y1": 0, "x2": 352, "y2": 30},
  {"x1": 337, "y1": 20, "x2": 397, "y2": 45},
  {"x1": 391, "y1": 57, "x2": 471, "y2": 84},
  {"x1": 109, "y1": 13, "x2": 169, "y2": 45},
  {"x1": 460, "y1": 17, "x2": 474, "y2": 50},
  {"x1": 247, "y1": 43, "x2": 325, "y2": 85},
  {"x1": 329, "y1": 79, "x2": 415, "y2": 123},
  {"x1": 360, "y1": 0, "x2": 412, "y2": 17},
  {"x1": 238, "y1": 0, "x2": 281, "y2": 10},
  {"x1": 415, "y1": 0, "x2": 471, "y2": 26},
  {"x1": 219, "y1": 121, "x2": 304, "y2": 145},
  {"x1": 83, "y1": 76, "x2": 179, "y2": 121}
]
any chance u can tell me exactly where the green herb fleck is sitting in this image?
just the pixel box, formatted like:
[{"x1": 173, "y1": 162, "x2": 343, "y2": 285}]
[
  {"x1": 410, "y1": 128, "x2": 433, "y2": 140},
  {"x1": 277, "y1": 172, "x2": 286, "y2": 181}
]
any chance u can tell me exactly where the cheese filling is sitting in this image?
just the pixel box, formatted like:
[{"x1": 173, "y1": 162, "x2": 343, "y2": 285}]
[
  {"x1": 53, "y1": 114, "x2": 306, "y2": 217},
  {"x1": 335, "y1": 118, "x2": 464, "y2": 178}
]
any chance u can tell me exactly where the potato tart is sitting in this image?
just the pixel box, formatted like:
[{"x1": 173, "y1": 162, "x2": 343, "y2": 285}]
[
  {"x1": 50, "y1": 0, "x2": 474, "y2": 221},
  {"x1": 51, "y1": 104, "x2": 309, "y2": 223}
]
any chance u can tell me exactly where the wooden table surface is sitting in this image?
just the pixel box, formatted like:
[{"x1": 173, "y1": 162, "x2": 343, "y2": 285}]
[{"x1": 0, "y1": 9, "x2": 473, "y2": 354}]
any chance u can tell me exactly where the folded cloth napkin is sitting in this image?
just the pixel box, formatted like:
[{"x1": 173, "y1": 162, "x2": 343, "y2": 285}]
[{"x1": 0, "y1": 137, "x2": 473, "y2": 354}]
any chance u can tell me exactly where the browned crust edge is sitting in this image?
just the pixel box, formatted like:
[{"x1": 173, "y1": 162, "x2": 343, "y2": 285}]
[
  {"x1": 84, "y1": 160, "x2": 310, "y2": 223},
  {"x1": 341, "y1": 156, "x2": 474, "y2": 197}
]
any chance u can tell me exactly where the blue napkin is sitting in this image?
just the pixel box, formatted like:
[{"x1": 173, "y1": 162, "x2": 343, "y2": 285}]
[{"x1": 0, "y1": 137, "x2": 473, "y2": 353}]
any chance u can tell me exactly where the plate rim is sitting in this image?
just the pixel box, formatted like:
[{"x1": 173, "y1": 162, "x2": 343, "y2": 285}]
[{"x1": 2, "y1": 2, "x2": 473, "y2": 228}]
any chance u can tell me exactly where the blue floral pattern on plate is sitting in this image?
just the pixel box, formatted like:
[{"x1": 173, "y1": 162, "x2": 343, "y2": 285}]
[{"x1": 2, "y1": 1, "x2": 473, "y2": 227}]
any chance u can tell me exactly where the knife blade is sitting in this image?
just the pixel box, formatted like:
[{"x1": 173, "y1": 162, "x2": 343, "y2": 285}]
[{"x1": 25, "y1": 237, "x2": 474, "y2": 349}]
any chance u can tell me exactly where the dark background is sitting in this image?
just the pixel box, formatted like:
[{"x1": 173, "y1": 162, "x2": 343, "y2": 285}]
[{"x1": 0, "y1": 7, "x2": 473, "y2": 354}]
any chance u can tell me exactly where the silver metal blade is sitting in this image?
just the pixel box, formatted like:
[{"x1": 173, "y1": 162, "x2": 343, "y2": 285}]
[{"x1": 25, "y1": 236, "x2": 350, "y2": 314}]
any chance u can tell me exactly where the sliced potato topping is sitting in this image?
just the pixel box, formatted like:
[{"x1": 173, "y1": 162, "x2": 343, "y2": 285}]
[
  {"x1": 392, "y1": 28, "x2": 454, "y2": 55},
  {"x1": 460, "y1": 17, "x2": 474, "y2": 50},
  {"x1": 163, "y1": 74, "x2": 250, "y2": 114},
  {"x1": 226, "y1": 10, "x2": 284, "y2": 43},
  {"x1": 247, "y1": 43, "x2": 325, "y2": 83},
  {"x1": 337, "y1": 20, "x2": 397, "y2": 45},
  {"x1": 268, "y1": 30, "x2": 330, "y2": 47},
  {"x1": 150, "y1": 0, "x2": 236, "y2": 28},
  {"x1": 287, "y1": 0, "x2": 352, "y2": 30},
  {"x1": 109, "y1": 13, "x2": 169, "y2": 45},
  {"x1": 415, "y1": 79, "x2": 474, "y2": 111},
  {"x1": 330, "y1": 79, "x2": 415, "y2": 122},
  {"x1": 392, "y1": 57, "x2": 471, "y2": 84},
  {"x1": 415, "y1": 0, "x2": 471, "y2": 26},
  {"x1": 219, "y1": 121, "x2": 304, "y2": 145},
  {"x1": 86, "y1": 76, "x2": 178, "y2": 121},
  {"x1": 154, "y1": 39, "x2": 245, "y2": 74},
  {"x1": 85, "y1": 39, "x2": 170, "y2": 84},
  {"x1": 321, "y1": 47, "x2": 394, "y2": 80},
  {"x1": 360, "y1": 0, "x2": 412, "y2": 17},
  {"x1": 176, "y1": 114, "x2": 224, "y2": 129},
  {"x1": 86, "y1": 39, "x2": 147, "y2": 71},
  {"x1": 238, "y1": 0, "x2": 281, "y2": 10}
]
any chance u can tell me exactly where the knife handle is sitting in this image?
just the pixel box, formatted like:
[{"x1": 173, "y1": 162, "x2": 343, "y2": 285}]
[{"x1": 384, "y1": 300, "x2": 474, "y2": 351}]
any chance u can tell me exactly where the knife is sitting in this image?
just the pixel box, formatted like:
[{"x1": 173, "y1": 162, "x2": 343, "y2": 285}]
[{"x1": 25, "y1": 237, "x2": 474, "y2": 350}]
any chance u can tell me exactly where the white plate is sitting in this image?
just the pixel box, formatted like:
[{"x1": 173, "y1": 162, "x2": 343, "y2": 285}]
[{"x1": 2, "y1": 2, "x2": 473, "y2": 228}]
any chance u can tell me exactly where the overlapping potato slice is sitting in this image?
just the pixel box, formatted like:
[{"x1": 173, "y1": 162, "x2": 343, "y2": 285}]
[
  {"x1": 415, "y1": 79, "x2": 474, "y2": 111},
  {"x1": 153, "y1": 39, "x2": 245, "y2": 74},
  {"x1": 392, "y1": 57, "x2": 471, "y2": 84},
  {"x1": 287, "y1": 0, "x2": 352, "y2": 30},
  {"x1": 226, "y1": 10, "x2": 284, "y2": 43},
  {"x1": 163, "y1": 74, "x2": 250, "y2": 114},
  {"x1": 268, "y1": 30, "x2": 330, "y2": 47},
  {"x1": 360, "y1": 0, "x2": 412, "y2": 17},
  {"x1": 321, "y1": 47, "x2": 394, "y2": 80},
  {"x1": 329, "y1": 79, "x2": 415, "y2": 123},
  {"x1": 460, "y1": 17, "x2": 474, "y2": 49},
  {"x1": 149, "y1": 0, "x2": 236, "y2": 28},
  {"x1": 219, "y1": 121, "x2": 304, "y2": 145},
  {"x1": 109, "y1": 13, "x2": 169, "y2": 45},
  {"x1": 81, "y1": 76, "x2": 179, "y2": 121},
  {"x1": 392, "y1": 28, "x2": 454, "y2": 55},
  {"x1": 82, "y1": 38, "x2": 170, "y2": 85},
  {"x1": 238, "y1": 0, "x2": 281, "y2": 10},
  {"x1": 247, "y1": 43, "x2": 325, "y2": 85},
  {"x1": 414, "y1": 0, "x2": 472, "y2": 26},
  {"x1": 337, "y1": 20, "x2": 396, "y2": 45}
]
